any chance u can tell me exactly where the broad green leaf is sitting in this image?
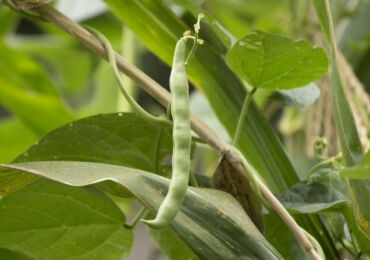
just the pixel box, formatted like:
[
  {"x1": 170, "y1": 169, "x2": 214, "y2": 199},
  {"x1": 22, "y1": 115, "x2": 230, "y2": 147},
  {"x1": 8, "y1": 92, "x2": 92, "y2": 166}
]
[
  {"x1": 0, "y1": 113, "x2": 173, "y2": 196},
  {"x1": 0, "y1": 178, "x2": 133, "y2": 260},
  {"x1": 226, "y1": 30, "x2": 328, "y2": 90},
  {"x1": 270, "y1": 83, "x2": 320, "y2": 107},
  {"x1": 15, "y1": 113, "x2": 172, "y2": 173},
  {"x1": 0, "y1": 248, "x2": 30, "y2": 260},
  {"x1": 312, "y1": 0, "x2": 370, "y2": 245},
  {"x1": 99, "y1": 2, "x2": 339, "y2": 257},
  {"x1": 149, "y1": 227, "x2": 199, "y2": 260},
  {"x1": 0, "y1": 161, "x2": 282, "y2": 260},
  {"x1": 264, "y1": 213, "x2": 306, "y2": 259},
  {"x1": 277, "y1": 183, "x2": 348, "y2": 214},
  {"x1": 0, "y1": 118, "x2": 37, "y2": 163}
]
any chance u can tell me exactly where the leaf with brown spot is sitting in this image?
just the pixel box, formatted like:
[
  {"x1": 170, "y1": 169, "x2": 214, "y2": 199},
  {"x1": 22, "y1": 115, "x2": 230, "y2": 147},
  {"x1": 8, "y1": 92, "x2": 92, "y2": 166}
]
[{"x1": 212, "y1": 156, "x2": 264, "y2": 232}]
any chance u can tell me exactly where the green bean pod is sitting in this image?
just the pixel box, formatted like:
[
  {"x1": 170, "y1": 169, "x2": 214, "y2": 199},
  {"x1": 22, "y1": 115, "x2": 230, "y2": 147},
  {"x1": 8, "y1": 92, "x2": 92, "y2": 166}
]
[{"x1": 143, "y1": 38, "x2": 191, "y2": 228}]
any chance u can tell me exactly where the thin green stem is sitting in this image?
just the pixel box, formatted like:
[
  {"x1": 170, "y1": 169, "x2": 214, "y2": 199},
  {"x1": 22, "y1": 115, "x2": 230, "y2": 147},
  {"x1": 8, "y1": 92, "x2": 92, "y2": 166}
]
[
  {"x1": 232, "y1": 87, "x2": 257, "y2": 145},
  {"x1": 185, "y1": 14, "x2": 204, "y2": 66},
  {"x1": 118, "y1": 26, "x2": 138, "y2": 112},
  {"x1": 124, "y1": 207, "x2": 148, "y2": 229},
  {"x1": 86, "y1": 27, "x2": 171, "y2": 126},
  {"x1": 307, "y1": 157, "x2": 335, "y2": 176}
]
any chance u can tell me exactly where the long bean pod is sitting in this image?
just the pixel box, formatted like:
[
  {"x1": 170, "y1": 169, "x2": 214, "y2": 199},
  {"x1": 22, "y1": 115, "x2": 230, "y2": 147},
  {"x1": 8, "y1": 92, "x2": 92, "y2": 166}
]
[{"x1": 143, "y1": 37, "x2": 191, "y2": 228}]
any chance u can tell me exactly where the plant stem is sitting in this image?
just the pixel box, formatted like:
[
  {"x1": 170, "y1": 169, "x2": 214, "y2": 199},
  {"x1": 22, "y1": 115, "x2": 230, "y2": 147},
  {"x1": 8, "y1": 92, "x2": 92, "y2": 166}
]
[
  {"x1": 307, "y1": 157, "x2": 335, "y2": 176},
  {"x1": 185, "y1": 13, "x2": 204, "y2": 66},
  {"x1": 7, "y1": 4, "x2": 323, "y2": 259},
  {"x1": 118, "y1": 26, "x2": 138, "y2": 112},
  {"x1": 232, "y1": 87, "x2": 257, "y2": 145},
  {"x1": 256, "y1": 177, "x2": 322, "y2": 259},
  {"x1": 124, "y1": 207, "x2": 148, "y2": 229}
]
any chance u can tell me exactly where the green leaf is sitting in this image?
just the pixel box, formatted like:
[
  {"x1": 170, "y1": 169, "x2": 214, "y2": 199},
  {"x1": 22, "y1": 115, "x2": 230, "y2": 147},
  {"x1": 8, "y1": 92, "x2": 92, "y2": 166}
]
[
  {"x1": 270, "y1": 83, "x2": 320, "y2": 107},
  {"x1": 312, "y1": 0, "x2": 370, "y2": 245},
  {"x1": 277, "y1": 183, "x2": 348, "y2": 214},
  {"x1": 264, "y1": 213, "x2": 306, "y2": 259},
  {"x1": 99, "y1": 2, "x2": 340, "y2": 257},
  {"x1": 226, "y1": 30, "x2": 328, "y2": 90},
  {"x1": 16, "y1": 113, "x2": 172, "y2": 172},
  {"x1": 0, "y1": 161, "x2": 282, "y2": 259},
  {"x1": 0, "y1": 178, "x2": 132, "y2": 260},
  {"x1": 0, "y1": 113, "x2": 173, "y2": 196},
  {"x1": 149, "y1": 227, "x2": 199, "y2": 260},
  {"x1": 0, "y1": 248, "x2": 30, "y2": 260}
]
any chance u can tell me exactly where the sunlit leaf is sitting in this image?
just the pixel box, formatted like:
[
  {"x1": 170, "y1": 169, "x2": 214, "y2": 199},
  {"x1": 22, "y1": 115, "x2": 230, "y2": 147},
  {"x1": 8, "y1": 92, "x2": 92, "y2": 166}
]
[
  {"x1": 0, "y1": 113, "x2": 172, "y2": 196},
  {"x1": 226, "y1": 30, "x2": 328, "y2": 90}
]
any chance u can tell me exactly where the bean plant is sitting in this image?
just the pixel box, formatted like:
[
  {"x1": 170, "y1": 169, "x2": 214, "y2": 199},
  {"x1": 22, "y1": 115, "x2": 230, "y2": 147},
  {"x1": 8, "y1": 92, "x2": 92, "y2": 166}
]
[{"x1": 0, "y1": 0, "x2": 369, "y2": 259}]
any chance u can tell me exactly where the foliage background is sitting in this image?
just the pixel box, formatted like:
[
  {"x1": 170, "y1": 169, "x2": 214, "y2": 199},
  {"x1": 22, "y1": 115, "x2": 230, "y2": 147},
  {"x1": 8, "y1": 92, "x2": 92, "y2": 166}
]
[{"x1": 0, "y1": 0, "x2": 370, "y2": 259}]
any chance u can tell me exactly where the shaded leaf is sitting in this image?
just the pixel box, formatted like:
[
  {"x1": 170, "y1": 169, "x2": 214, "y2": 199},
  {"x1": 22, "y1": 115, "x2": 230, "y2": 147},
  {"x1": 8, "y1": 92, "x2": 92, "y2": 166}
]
[
  {"x1": 0, "y1": 113, "x2": 173, "y2": 197},
  {"x1": 0, "y1": 161, "x2": 282, "y2": 259},
  {"x1": 271, "y1": 83, "x2": 320, "y2": 107},
  {"x1": 16, "y1": 113, "x2": 172, "y2": 173},
  {"x1": 278, "y1": 183, "x2": 348, "y2": 214},
  {"x1": 226, "y1": 30, "x2": 328, "y2": 90},
  {"x1": 0, "y1": 178, "x2": 132, "y2": 260},
  {"x1": 0, "y1": 248, "x2": 30, "y2": 260}
]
